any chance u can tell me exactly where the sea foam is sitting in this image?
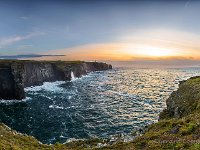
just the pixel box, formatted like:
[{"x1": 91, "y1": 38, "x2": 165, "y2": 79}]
[
  {"x1": 0, "y1": 97, "x2": 31, "y2": 104},
  {"x1": 25, "y1": 81, "x2": 66, "y2": 93}
]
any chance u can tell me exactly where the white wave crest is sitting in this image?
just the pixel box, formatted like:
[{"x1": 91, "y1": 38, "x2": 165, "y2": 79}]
[
  {"x1": 49, "y1": 105, "x2": 64, "y2": 109},
  {"x1": 71, "y1": 71, "x2": 76, "y2": 81},
  {"x1": 25, "y1": 81, "x2": 66, "y2": 93},
  {"x1": 0, "y1": 97, "x2": 31, "y2": 104}
]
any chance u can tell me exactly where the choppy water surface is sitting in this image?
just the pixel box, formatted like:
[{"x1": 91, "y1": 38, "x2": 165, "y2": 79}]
[{"x1": 0, "y1": 67, "x2": 200, "y2": 144}]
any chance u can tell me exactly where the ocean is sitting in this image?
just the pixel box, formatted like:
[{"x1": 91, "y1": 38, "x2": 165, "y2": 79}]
[{"x1": 0, "y1": 67, "x2": 200, "y2": 144}]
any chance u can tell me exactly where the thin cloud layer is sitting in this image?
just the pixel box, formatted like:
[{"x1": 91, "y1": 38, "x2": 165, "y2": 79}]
[{"x1": 0, "y1": 31, "x2": 45, "y2": 48}]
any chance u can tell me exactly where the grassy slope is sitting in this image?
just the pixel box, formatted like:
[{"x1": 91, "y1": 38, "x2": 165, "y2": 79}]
[
  {"x1": 0, "y1": 123, "x2": 51, "y2": 150},
  {"x1": 0, "y1": 122, "x2": 106, "y2": 150},
  {"x1": 1, "y1": 77, "x2": 200, "y2": 150}
]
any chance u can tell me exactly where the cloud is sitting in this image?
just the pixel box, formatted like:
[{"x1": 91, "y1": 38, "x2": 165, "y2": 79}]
[
  {"x1": 20, "y1": 16, "x2": 29, "y2": 20},
  {"x1": 0, "y1": 54, "x2": 65, "y2": 59},
  {"x1": 17, "y1": 44, "x2": 33, "y2": 50},
  {"x1": 184, "y1": 0, "x2": 192, "y2": 9},
  {"x1": 0, "y1": 31, "x2": 45, "y2": 48}
]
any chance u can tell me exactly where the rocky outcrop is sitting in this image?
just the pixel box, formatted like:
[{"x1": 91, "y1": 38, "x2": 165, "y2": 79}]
[
  {"x1": 11, "y1": 62, "x2": 26, "y2": 100},
  {"x1": 0, "y1": 60, "x2": 112, "y2": 100},
  {"x1": 0, "y1": 65, "x2": 16, "y2": 99},
  {"x1": 159, "y1": 76, "x2": 200, "y2": 119}
]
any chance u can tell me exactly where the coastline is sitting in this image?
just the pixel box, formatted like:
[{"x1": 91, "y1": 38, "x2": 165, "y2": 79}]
[
  {"x1": 1, "y1": 75, "x2": 200, "y2": 149},
  {"x1": 0, "y1": 60, "x2": 112, "y2": 100}
]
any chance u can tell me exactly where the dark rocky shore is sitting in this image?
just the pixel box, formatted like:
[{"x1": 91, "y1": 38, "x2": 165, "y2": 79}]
[{"x1": 0, "y1": 60, "x2": 112, "y2": 100}]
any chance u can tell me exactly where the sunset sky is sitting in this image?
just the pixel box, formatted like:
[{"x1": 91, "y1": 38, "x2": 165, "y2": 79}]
[{"x1": 0, "y1": 0, "x2": 200, "y2": 66}]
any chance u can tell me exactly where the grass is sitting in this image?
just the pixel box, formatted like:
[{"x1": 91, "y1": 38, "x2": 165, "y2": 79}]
[
  {"x1": 159, "y1": 76, "x2": 200, "y2": 120},
  {"x1": 0, "y1": 59, "x2": 84, "y2": 64},
  {"x1": 0, "y1": 123, "x2": 107, "y2": 150},
  {"x1": 0, "y1": 123, "x2": 51, "y2": 150},
  {"x1": 0, "y1": 59, "x2": 85, "y2": 72}
]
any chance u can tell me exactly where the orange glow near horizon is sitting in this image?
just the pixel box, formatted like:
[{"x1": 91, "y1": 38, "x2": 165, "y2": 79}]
[
  {"x1": 31, "y1": 43, "x2": 200, "y2": 61},
  {"x1": 31, "y1": 29, "x2": 200, "y2": 61}
]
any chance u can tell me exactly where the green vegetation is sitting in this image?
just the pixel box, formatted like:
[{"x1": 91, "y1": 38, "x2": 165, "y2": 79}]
[
  {"x1": 161, "y1": 76, "x2": 200, "y2": 119},
  {"x1": 0, "y1": 59, "x2": 84, "y2": 65},
  {"x1": 1, "y1": 76, "x2": 200, "y2": 149},
  {"x1": 0, "y1": 59, "x2": 84, "y2": 71},
  {"x1": 0, "y1": 123, "x2": 51, "y2": 150},
  {"x1": 0, "y1": 123, "x2": 107, "y2": 150}
]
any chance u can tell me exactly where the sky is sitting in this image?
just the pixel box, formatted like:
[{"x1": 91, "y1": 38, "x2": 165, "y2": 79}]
[{"x1": 0, "y1": 0, "x2": 200, "y2": 67}]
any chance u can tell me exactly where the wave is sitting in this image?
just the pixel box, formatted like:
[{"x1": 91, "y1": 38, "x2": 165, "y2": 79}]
[
  {"x1": 70, "y1": 73, "x2": 92, "y2": 82},
  {"x1": 0, "y1": 97, "x2": 31, "y2": 104},
  {"x1": 49, "y1": 105, "x2": 64, "y2": 109},
  {"x1": 25, "y1": 81, "x2": 66, "y2": 93},
  {"x1": 71, "y1": 71, "x2": 77, "y2": 81}
]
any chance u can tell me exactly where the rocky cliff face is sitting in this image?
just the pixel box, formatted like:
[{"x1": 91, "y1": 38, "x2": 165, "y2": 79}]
[
  {"x1": 0, "y1": 65, "x2": 16, "y2": 99},
  {"x1": 159, "y1": 76, "x2": 200, "y2": 119},
  {"x1": 0, "y1": 60, "x2": 112, "y2": 100}
]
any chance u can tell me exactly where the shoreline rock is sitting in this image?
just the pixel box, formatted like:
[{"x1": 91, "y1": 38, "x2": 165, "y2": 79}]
[
  {"x1": 0, "y1": 60, "x2": 112, "y2": 100},
  {"x1": 159, "y1": 76, "x2": 200, "y2": 119}
]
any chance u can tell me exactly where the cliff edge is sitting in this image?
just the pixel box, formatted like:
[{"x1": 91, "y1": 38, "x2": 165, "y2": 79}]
[
  {"x1": 0, "y1": 60, "x2": 112, "y2": 100},
  {"x1": 159, "y1": 76, "x2": 200, "y2": 119}
]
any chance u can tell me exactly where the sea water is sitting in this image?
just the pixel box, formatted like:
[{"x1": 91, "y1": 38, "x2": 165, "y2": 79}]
[{"x1": 0, "y1": 67, "x2": 200, "y2": 144}]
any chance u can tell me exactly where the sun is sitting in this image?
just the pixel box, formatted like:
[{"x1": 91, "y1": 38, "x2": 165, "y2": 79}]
[
  {"x1": 124, "y1": 45, "x2": 176, "y2": 58},
  {"x1": 138, "y1": 46, "x2": 174, "y2": 57}
]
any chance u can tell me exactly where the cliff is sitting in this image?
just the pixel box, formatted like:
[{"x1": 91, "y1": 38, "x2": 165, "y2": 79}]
[
  {"x1": 159, "y1": 76, "x2": 200, "y2": 119},
  {"x1": 0, "y1": 60, "x2": 112, "y2": 100}
]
